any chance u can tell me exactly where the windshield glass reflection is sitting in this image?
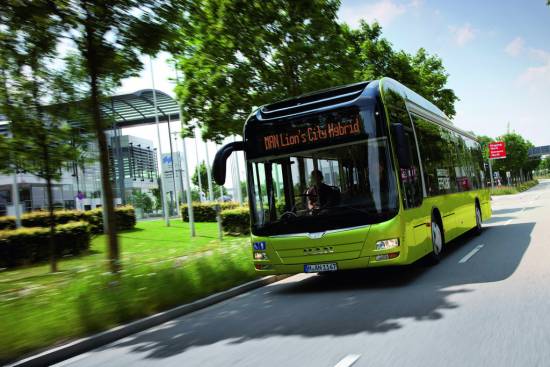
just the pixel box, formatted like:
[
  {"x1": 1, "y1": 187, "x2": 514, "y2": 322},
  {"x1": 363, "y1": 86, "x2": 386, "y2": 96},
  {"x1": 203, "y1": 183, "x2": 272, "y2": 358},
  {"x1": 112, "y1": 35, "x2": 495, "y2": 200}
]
[{"x1": 248, "y1": 138, "x2": 398, "y2": 236}]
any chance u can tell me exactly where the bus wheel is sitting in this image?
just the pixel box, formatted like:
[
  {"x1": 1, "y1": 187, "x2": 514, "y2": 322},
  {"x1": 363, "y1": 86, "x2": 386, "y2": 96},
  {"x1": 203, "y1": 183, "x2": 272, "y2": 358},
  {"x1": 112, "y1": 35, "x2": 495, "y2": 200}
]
[
  {"x1": 474, "y1": 204, "x2": 482, "y2": 236},
  {"x1": 428, "y1": 219, "x2": 444, "y2": 264}
]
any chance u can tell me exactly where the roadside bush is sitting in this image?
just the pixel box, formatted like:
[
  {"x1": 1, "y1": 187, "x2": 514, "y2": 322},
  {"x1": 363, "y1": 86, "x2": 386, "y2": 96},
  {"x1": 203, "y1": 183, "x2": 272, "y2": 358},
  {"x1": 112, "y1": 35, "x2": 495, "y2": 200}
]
[
  {"x1": 517, "y1": 179, "x2": 538, "y2": 192},
  {"x1": 114, "y1": 206, "x2": 137, "y2": 231},
  {"x1": 0, "y1": 221, "x2": 90, "y2": 268},
  {"x1": 491, "y1": 179, "x2": 539, "y2": 196},
  {"x1": 21, "y1": 211, "x2": 54, "y2": 228},
  {"x1": 0, "y1": 216, "x2": 16, "y2": 230},
  {"x1": 0, "y1": 207, "x2": 136, "y2": 234},
  {"x1": 221, "y1": 207, "x2": 250, "y2": 235},
  {"x1": 181, "y1": 202, "x2": 240, "y2": 222},
  {"x1": 81, "y1": 210, "x2": 103, "y2": 234}
]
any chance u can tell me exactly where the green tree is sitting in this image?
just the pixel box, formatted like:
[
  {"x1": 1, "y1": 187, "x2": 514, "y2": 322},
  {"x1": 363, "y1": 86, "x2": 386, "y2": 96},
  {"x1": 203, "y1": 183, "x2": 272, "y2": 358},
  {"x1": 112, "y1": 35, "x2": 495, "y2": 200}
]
[
  {"x1": 0, "y1": 2, "x2": 85, "y2": 272},
  {"x1": 151, "y1": 187, "x2": 163, "y2": 211},
  {"x1": 173, "y1": 3, "x2": 458, "y2": 140},
  {"x1": 192, "y1": 161, "x2": 226, "y2": 199},
  {"x1": 524, "y1": 141, "x2": 540, "y2": 180},
  {"x1": 492, "y1": 133, "x2": 533, "y2": 181},
  {"x1": 129, "y1": 190, "x2": 154, "y2": 213},
  {"x1": 349, "y1": 22, "x2": 458, "y2": 117},
  {"x1": 539, "y1": 157, "x2": 550, "y2": 172},
  {"x1": 476, "y1": 135, "x2": 493, "y2": 160},
  {"x1": 55, "y1": 0, "x2": 182, "y2": 273},
  {"x1": 174, "y1": 0, "x2": 356, "y2": 141}
]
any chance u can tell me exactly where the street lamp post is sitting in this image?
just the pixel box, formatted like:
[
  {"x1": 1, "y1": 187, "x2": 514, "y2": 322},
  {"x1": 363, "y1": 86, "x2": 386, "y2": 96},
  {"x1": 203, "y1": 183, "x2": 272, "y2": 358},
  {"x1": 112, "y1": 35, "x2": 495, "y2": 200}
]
[
  {"x1": 150, "y1": 57, "x2": 170, "y2": 227},
  {"x1": 172, "y1": 132, "x2": 186, "y2": 208},
  {"x1": 173, "y1": 63, "x2": 195, "y2": 237},
  {"x1": 194, "y1": 127, "x2": 204, "y2": 202},
  {"x1": 204, "y1": 140, "x2": 215, "y2": 202},
  {"x1": 167, "y1": 115, "x2": 179, "y2": 216}
]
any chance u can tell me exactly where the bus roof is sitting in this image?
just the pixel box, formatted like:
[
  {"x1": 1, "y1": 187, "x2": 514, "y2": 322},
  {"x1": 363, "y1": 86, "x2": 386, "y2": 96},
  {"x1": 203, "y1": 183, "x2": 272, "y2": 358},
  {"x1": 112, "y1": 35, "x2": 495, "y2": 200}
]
[
  {"x1": 379, "y1": 78, "x2": 478, "y2": 141},
  {"x1": 246, "y1": 78, "x2": 478, "y2": 142}
]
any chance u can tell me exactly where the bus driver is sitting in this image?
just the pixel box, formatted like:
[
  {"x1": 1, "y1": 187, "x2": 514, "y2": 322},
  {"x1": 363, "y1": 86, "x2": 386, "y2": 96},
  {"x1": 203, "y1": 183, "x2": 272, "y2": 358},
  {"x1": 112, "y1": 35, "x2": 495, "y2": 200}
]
[{"x1": 306, "y1": 169, "x2": 340, "y2": 210}]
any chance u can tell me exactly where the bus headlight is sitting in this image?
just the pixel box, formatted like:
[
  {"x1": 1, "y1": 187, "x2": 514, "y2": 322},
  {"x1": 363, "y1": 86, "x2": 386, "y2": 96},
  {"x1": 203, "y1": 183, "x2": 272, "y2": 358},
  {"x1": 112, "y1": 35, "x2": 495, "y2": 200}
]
[
  {"x1": 375, "y1": 238, "x2": 399, "y2": 250},
  {"x1": 254, "y1": 252, "x2": 269, "y2": 260}
]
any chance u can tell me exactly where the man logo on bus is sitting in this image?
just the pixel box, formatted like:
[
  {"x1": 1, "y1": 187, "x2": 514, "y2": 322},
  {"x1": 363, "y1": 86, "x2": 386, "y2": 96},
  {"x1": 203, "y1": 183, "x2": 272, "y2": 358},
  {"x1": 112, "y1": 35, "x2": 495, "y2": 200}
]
[{"x1": 304, "y1": 246, "x2": 334, "y2": 255}]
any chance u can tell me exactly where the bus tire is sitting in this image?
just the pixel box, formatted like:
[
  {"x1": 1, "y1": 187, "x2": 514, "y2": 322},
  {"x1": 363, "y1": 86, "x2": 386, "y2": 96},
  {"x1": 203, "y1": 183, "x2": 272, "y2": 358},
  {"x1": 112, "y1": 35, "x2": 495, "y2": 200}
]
[
  {"x1": 427, "y1": 216, "x2": 444, "y2": 264},
  {"x1": 474, "y1": 202, "x2": 482, "y2": 236}
]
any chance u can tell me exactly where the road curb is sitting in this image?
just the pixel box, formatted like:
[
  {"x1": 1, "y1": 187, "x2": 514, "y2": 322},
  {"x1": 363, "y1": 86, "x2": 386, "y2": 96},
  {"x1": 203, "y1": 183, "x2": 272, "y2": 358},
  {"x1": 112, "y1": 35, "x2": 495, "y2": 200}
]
[{"x1": 8, "y1": 274, "x2": 290, "y2": 367}]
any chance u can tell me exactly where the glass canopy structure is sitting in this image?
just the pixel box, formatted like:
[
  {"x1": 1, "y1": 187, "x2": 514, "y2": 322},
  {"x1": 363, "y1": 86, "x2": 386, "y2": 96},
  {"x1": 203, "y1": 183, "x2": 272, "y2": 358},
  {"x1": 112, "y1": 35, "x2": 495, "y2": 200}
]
[
  {"x1": 100, "y1": 89, "x2": 180, "y2": 128},
  {"x1": 0, "y1": 89, "x2": 184, "y2": 216}
]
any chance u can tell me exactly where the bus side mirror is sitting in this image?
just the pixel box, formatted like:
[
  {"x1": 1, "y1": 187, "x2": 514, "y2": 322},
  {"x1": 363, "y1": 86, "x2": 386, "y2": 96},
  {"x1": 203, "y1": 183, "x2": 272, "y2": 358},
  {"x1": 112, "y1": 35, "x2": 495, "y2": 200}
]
[
  {"x1": 391, "y1": 123, "x2": 412, "y2": 169},
  {"x1": 212, "y1": 141, "x2": 245, "y2": 185}
]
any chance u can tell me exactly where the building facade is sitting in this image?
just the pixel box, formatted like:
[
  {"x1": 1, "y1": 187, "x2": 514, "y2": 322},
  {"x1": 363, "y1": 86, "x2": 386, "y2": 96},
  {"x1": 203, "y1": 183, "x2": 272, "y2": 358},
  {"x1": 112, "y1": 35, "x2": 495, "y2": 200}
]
[{"x1": 0, "y1": 132, "x2": 159, "y2": 215}]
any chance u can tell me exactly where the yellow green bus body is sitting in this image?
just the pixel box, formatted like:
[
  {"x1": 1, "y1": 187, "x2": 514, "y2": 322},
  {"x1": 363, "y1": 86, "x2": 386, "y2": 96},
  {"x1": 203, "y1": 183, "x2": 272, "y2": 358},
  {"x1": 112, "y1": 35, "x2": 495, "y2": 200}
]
[
  {"x1": 246, "y1": 78, "x2": 491, "y2": 274},
  {"x1": 251, "y1": 190, "x2": 491, "y2": 274}
]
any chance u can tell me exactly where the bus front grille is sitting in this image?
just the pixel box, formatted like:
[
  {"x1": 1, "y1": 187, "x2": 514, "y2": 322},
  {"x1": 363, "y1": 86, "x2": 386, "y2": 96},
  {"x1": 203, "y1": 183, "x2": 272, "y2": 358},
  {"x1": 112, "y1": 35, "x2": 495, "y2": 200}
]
[{"x1": 276, "y1": 242, "x2": 364, "y2": 265}]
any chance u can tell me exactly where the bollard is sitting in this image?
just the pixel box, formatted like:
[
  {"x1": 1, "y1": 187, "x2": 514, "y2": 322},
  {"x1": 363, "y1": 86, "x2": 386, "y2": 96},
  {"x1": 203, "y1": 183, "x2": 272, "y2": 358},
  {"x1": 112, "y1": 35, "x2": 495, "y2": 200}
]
[{"x1": 215, "y1": 204, "x2": 223, "y2": 242}]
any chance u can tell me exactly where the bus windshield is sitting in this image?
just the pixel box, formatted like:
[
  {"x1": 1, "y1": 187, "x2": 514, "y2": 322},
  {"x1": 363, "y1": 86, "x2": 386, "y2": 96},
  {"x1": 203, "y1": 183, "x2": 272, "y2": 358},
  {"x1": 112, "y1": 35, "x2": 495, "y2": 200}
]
[{"x1": 248, "y1": 138, "x2": 398, "y2": 236}]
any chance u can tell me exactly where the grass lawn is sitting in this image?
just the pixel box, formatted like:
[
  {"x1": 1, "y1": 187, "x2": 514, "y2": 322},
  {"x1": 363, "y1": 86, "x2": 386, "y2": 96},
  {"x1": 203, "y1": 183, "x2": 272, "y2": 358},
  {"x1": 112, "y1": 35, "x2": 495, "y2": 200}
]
[{"x1": 0, "y1": 220, "x2": 257, "y2": 363}]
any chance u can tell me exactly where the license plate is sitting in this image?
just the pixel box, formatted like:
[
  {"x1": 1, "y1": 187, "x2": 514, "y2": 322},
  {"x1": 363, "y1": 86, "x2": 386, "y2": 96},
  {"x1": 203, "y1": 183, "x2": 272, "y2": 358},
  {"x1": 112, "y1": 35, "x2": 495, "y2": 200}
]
[{"x1": 304, "y1": 263, "x2": 338, "y2": 273}]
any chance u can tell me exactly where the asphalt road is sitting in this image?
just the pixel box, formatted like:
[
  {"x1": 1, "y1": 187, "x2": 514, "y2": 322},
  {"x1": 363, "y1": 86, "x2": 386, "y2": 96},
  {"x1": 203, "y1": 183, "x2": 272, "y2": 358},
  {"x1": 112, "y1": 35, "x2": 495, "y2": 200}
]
[{"x1": 57, "y1": 180, "x2": 550, "y2": 367}]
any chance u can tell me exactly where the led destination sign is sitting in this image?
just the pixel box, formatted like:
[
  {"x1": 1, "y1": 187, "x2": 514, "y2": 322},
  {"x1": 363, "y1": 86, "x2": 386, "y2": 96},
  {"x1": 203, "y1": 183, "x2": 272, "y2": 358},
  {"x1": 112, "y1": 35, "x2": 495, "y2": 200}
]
[
  {"x1": 262, "y1": 116, "x2": 362, "y2": 152},
  {"x1": 245, "y1": 108, "x2": 367, "y2": 159}
]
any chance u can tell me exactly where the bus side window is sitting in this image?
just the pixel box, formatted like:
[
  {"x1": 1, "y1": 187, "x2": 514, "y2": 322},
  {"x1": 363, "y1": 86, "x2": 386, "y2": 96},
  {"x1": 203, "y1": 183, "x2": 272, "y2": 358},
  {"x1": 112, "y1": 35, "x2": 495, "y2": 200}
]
[
  {"x1": 413, "y1": 115, "x2": 447, "y2": 197},
  {"x1": 388, "y1": 107, "x2": 423, "y2": 209}
]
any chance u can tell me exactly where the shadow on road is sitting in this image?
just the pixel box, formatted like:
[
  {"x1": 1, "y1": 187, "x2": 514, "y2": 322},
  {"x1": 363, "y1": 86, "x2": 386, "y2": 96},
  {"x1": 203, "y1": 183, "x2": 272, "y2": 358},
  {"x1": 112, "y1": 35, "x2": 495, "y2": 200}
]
[
  {"x1": 102, "y1": 221, "x2": 535, "y2": 360},
  {"x1": 491, "y1": 207, "x2": 539, "y2": 215}
]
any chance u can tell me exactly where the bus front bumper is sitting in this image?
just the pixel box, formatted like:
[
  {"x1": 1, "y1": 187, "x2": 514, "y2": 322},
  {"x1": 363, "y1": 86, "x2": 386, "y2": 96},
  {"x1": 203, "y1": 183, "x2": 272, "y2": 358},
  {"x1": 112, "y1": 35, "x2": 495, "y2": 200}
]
[{"x1": 253, "y1": 252, "x2": 405, "y2": 275}]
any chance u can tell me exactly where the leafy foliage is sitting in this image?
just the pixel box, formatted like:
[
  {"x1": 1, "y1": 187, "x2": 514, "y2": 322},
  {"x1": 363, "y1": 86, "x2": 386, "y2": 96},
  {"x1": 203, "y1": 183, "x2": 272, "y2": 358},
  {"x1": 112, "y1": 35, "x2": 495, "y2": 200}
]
[
  {"x1": 221, "y1": 207, "x2": 250, "y2": 235},
  {"x1": 173, "y1": 2, "x2": 459, "y2": 140},
  {"x1": 174, "y1": 0, "x2": 356, "y2": 141},
  {"x1": 476, "y1": 135, "x2": 492, "y2": 160},
  {"x1": 181, "y1": 202, "x2": 240, "y2": 222},
  {"x1": 492, "y1": 133, "x2": 539, "y2": 178},
  {"x1": 0, "y1": 207, "x2": 136, "y2": 233},
  {"x1": 490, "y1": 179, "x2": 539, "y2": 196},
  {"x1": 0, "y1": 223, "x2": 254, "y2": 363},
  {"x1": 46, "y1": 0, "x2": 184, "y2": 273},
  {"x1": 129, "y1": 191, "x2": 154, "y2": 213},
  {"x1": 192, "y1": 161, "x2": 226, "y2": 198},
  {"x1": 0, "y1": 1, "x2": 88, "y2": 272},
  {"x1": 539, "y1": 157, "x2": 550, "y2": 171},
  {"x1": 0, "y1": 221, "x2": 91, "y2": 268},
  {"x1": 349, "y1": 22, "x2": 458, "y2": 117}
]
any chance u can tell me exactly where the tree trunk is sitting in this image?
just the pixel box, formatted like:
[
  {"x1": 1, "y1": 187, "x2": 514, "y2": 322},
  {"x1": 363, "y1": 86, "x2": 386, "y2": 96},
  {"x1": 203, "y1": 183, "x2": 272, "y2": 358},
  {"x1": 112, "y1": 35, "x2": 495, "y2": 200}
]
[
  {"x1": 45, "y1": 174, "x2": 58, "y2": 273},
  {"x1": 83, "y1": 9, "x2": 120, "y2": 273},
  {"x1": 27, "y1": 56, "x2": 58, "y2": 272}
]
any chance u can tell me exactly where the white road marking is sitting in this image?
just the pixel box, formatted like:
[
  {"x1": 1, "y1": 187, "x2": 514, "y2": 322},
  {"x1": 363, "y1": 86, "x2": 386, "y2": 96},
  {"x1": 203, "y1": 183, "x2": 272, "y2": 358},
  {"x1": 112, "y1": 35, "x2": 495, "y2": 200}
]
[
  {"x1": 504, "y1": 218, "x2": 513, "y2": 226},
  {"x1": 459, "y1": 244, "x2": 484, "y2": 264},
  {"x1": 335, "y1": 354, "x2": 361, "y2": 367}
]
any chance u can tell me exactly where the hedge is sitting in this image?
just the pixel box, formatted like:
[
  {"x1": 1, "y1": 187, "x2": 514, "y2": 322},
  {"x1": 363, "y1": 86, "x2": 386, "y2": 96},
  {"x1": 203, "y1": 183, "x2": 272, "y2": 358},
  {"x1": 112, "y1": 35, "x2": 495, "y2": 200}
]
[
  {"x1": 0, "y1": 216, "x2": 15, "y2": 231},
  {"x1": 113, "y1": 206, "x2": 137, "y2": 232},
  {"x1": 0, "y1": 221, "x2": 91, "y2": 268},
  {"x1": 0, "y1": 206, "x2": 136, "y2": 233},
  {"x1": 221, "y1": 207, "x2": 250, "y2": 235},
  {"x1": 180, "y1": 202, "x2": 240, "y2": 222}
]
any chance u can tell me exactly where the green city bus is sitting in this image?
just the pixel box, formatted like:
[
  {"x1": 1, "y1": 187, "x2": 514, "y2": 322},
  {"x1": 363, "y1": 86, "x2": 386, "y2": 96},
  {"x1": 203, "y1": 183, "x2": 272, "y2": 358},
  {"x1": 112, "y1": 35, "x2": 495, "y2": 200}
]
[{"x1": 213, "y1": 78, "x2": 491, "y2": 274}]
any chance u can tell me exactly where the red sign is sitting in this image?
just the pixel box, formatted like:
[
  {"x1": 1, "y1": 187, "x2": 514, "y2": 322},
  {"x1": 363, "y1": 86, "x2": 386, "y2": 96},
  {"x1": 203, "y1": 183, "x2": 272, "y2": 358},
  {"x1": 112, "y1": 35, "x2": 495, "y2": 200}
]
[{"x1": 489, "y1": 141, "x2": 506, "y2": 159}]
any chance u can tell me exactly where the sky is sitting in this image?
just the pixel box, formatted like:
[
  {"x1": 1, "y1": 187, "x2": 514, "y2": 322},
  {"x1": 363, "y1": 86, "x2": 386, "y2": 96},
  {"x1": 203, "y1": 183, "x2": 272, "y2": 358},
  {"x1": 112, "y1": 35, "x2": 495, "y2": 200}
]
[
  {"x1": 336, "y1": 0, "x2": 550, "y2": 145},
  {"x1": 116, "y1": 0, "x2": 550, "y2": 188}
]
